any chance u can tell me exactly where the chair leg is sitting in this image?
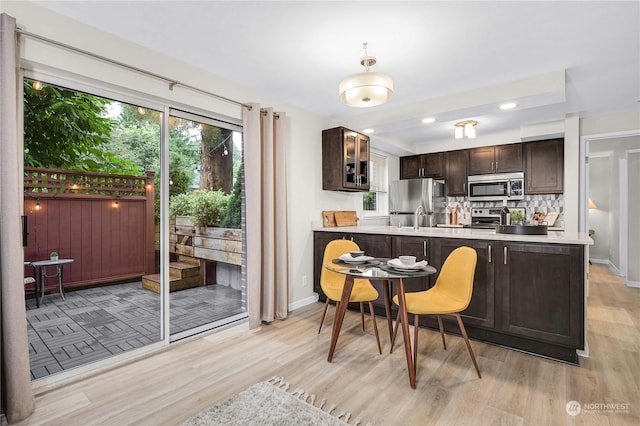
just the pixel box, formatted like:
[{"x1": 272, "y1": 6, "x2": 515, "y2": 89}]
[
  {"x1": 368, "y1": 302, "x2": 382, "y2": 355},
  {"x1": 318, "y1": 298, "x2": 330, "y2": 334},
  {"x1": 454, "y1": 313, "x2": 482, "y2": 379},
  {"x1": 360, "y1": 302, "x2": 365, "y2": 333},
  {"x1": 437, "y1": 315, "x2": 446, "y2": 350},
  {"x1": 390, "y1": 314, "x2": 401, "y2": 353},
  {"x1": 413, "y1": 314, "x2": 419, "y2": 377}
]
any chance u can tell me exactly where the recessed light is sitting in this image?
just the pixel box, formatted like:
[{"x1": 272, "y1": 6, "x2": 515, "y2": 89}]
[
  {"x1": 499, "y1": 102, "x2": 518, "y2": 110},
  {"x1": 362, "y1": 128, "x2": 375, "y2": 134},
  {"x1": 421, "y1": 117, "x2": 436, "y2": 124}
]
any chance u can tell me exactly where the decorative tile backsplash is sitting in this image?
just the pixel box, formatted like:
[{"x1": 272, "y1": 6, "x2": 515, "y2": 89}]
[{"x1": 446, "y1": 194, "x2": 564, "y2": 226}]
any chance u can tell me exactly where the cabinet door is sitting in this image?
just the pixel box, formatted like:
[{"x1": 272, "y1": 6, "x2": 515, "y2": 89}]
[
  {"x1": 495, "y1": 143, "x2": 523, "y2": 173},
  {"x1": 445, "y1": 150, "x2": 468, "y2": 196},
  {"x1": 423, "y1": 152, "x2": 444, "y2": 178},
  {"x1": 432, "y1": 239, "x2": 495, "y2": 329},
  {"x1": 400, "y1": 155, "x2": 422, "y2": 179},
  {"x1": 495, "y1": 242, "x2": 583, "y2": 347},
  {"x1": 468, "y1": 147, "x2": 495, "y2": 175},
  {"x1": 392, "y1": 236, "x2": 432, "y2": 292},
  {"x1": 351, "y1": 233, "x2": 391, "y2": 258},
  {"x1": 525, "y1": 139, "x2": 564, "y2": 194},
  {"x1": 313, "y1": 232, "x2": 349, "y2": 298},
  {"x1": 343, "y1": 131, "x2": 359, "y2": 189},
  {"x1": 356, "y1": 133, "x2": 370, "y2": 190}
]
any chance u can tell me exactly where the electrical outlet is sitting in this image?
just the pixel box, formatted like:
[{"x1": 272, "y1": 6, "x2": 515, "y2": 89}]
[{"x1": 302, "y1": 275, "x2": 308, "y2": 287}]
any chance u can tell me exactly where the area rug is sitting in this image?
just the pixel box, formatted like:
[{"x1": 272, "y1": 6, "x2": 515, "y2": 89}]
[{"x1": 182, "y1": 376, "x2": 369, "y2": 425}]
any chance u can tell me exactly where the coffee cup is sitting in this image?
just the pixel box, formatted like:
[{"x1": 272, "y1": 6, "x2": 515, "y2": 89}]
[{"x1": 399, "y1": 255, "x2": 416, "y2": 266}]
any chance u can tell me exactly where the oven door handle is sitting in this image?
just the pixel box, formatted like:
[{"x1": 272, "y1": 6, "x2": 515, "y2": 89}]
[{"x1": 506, "y1": 179, "x2": 512, "y2": 198}]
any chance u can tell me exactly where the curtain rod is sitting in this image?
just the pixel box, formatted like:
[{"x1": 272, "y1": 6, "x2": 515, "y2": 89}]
[{"x1": 17, "y1": 28, "x2": 252, "y2": 110}]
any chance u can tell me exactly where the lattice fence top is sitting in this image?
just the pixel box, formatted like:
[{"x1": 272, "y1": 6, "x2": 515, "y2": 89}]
[{"x1": 24, "y1": 167, "x2": 155, "y2": 197}]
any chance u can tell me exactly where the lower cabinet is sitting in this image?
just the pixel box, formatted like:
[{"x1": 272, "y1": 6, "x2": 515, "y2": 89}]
[
  {"x1": 431, "y1": 238, "x2": 495, "y2": 329},
  {"x1": 313, "y1": 232, "x2": 391, "y2": 314},
  {"x1": 313, "y1": 232, "x2": 585, "y2": 364},
  {"x1": 495, "y1": 242, "x2": 584, "y2": 349}
]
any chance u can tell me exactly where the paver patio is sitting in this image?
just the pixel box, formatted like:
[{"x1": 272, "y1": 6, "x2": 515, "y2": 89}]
[{"x1": 26, "y1": 282, "x2": 244, "y2": 380}]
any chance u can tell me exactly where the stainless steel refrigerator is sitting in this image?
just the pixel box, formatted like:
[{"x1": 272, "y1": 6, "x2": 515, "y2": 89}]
[{"x1": 389, "y1": 179, "x2": 446, "y2": 227}]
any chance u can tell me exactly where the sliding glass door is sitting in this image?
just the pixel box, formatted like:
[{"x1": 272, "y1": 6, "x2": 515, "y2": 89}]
[{"x1": 167, "y1": 110, "x2": 245, "y2": 340}]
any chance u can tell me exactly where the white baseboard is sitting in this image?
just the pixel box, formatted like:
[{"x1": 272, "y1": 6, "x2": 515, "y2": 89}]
[
  {"x1": 590, "y1": 259, "x2": 623, "y2": 276},
  {"x1": 577, "y1": 343, "x2": 589, "y2": 358},
  {"x1": 626, "y1": 280, "x2": 640, "y2": 288},
  {"x1": 289, "y1": 293, "x2": 319, "y2": 311},
  {"x1": 589, "y1": 258, "x2": 609, "y2": 264}
]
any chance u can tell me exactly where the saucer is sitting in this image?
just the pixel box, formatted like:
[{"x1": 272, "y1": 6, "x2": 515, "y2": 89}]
[{"x1": 387, "y1": 258, "x2": 428, "y2": 270}]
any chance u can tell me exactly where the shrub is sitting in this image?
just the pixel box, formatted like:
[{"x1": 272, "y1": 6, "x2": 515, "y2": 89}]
[
  {"x1": 169, "y1": 192, "x2": 196, "y2": 217},
  {"x1": 192, "y1": 190, "x2": 229, "y2": 227},
  {"x1": 219, "y1": 167, "x2": 242, "y2": 229}
]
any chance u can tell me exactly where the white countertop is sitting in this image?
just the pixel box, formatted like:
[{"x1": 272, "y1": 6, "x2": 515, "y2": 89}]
[{"x1": 313, "y1": 225, "x2": 593, "y2": 245}]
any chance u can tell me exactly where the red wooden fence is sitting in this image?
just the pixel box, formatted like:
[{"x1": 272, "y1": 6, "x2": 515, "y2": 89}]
[{"x1": 24, "y1": 168, "x2": 156, "y2": 292}]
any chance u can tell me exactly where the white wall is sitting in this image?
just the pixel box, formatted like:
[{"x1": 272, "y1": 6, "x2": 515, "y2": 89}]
[
  {"x1": 588, "y1": 155, "x2": 612, "y2": 261},
  {"x1": 589, "y1": 135, "x2": 640, "y2": 278},
  {"x1": 628, "y1": 151, "x2": 640, "y2": 284}
]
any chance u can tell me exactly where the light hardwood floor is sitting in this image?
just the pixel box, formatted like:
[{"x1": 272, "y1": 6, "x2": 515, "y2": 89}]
[{"x1": 10, "y1": 264, "x2": 640, "y2": 425}]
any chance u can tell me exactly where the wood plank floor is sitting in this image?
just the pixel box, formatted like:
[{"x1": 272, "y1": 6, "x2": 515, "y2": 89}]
[{"x1": 10, "y1": 264, "x2": 640, "y2": 425}]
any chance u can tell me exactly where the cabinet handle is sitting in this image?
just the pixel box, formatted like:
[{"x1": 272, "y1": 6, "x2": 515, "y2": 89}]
[
  {"x1": 463, "y1": 183, "x2": 466, "y2": 193},
  {"x1": 488, "y1": 244, "x2": 492, "y2": 263},
  {"x1": 495, "y1": 161, "x2": 498, "y2": 171},
  {"x1": 350, "y1": 236, "x2": 354, "y2": 241},
  {"x1": 423, "y1": 240, "x2": 427, "y2": 257},
  {"x1": 504, "y1": 246, "x2": 508, "y2": 265}
]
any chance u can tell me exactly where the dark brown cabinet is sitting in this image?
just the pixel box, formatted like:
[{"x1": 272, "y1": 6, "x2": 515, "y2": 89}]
[
  {"x1": 431, "y1": 238, "x2": 495, "y2": 329},
  {"x1": 524, "y1": 138, "x2": 564, "y2": 194},
  {"x1": 313, "y1": 232, "x2": 391, "y2": 310},
  {"x1": 468, "y1": 143, "x2": 522, "y2": 175},
  {"x1": 400, "y1": 153, "x2": 444, "y2": 179},
  {"x1": 445, "y1": 150, "x2": 468, "y2": 196},
  {"x1": 495, "y1": 242, "x2": 583, "y2": 351},
  {"x1": 313, "y1": 231, "x2": 585, "y2": 364},
  {"x1": 392, "y1": 236, "x2": 433, "y2": 292},
  {"x1": 322, "y1": 127, "x2": 370, "y2": 192}
]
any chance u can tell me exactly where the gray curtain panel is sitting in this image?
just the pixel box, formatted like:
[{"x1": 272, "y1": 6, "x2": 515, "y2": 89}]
[
  {"x1": 243, "y1": 104, "x2": 289, "y2": 329},
  {"x1": 0, "y1": 12, "x2": 36, "y2": 423}
]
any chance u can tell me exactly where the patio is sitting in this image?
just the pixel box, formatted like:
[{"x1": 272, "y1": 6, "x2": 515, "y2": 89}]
[{"x1": 26, "y1": 282, "x2": 243, "y2": 380}]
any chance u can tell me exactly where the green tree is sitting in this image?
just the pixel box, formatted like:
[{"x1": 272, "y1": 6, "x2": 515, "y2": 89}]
[{"x1": 23, "y1": 80, "x2": 138, "y2": 174}]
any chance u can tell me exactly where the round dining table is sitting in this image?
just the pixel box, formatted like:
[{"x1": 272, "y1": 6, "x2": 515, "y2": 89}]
[{"x1": 325, "y1": 258, "x2": 437, "y2": 389}]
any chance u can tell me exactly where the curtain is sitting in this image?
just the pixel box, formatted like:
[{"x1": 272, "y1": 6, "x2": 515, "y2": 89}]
[
  {"x1": 243, "y1": 104, "x2": 289, "y2": 329},
  {"x1": 0, "y1": 13, "x2": 35, "y2": 423}
]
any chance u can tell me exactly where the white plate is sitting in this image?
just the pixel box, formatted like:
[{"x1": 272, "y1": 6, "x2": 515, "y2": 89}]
[
  {"x1": 339, "y1": 253, "x2": 374, "y2": 264},
  {"x1": 387, "y1": 258, "x2": 428, "y2": 270}
]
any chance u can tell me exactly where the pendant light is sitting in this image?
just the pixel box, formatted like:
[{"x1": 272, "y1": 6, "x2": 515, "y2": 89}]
[{"x1": 339, "y1": 43, "x2": 394, "y2": 107}]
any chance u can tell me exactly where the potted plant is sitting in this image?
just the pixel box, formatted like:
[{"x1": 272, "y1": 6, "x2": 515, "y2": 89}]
[{"x1": 50, "y1": 251, "x2": 59, "y2": 261}]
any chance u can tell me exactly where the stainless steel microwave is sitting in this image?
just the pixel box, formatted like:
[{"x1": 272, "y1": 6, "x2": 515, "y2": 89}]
[{"x1": 467, "y1": 172, "x2": 525, "y2": 201}]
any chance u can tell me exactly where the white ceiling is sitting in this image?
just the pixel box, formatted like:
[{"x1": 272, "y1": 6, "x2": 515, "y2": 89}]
[{"x1": 34, "y1": 1, "x2": 640, "y2": 153}]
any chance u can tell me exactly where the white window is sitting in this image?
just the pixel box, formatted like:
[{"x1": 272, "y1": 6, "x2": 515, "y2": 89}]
[{"x1": 363, "y1": 151, "x2": 388, "y2": 216}]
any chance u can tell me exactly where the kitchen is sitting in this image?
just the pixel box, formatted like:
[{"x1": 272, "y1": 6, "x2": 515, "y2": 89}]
[{"x1": 315, "y1": 127, "x2": 590, "y2": 364}]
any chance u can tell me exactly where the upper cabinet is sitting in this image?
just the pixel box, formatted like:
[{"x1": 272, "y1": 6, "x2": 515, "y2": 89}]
[
  {"x1": 525, "y1": 138, "x2": 564, "y2": 194},
  {"x1": 400, "y1": 153, "x2": 444, "y2": 179},
  {"x1": 445, "y1": 149, "x2": 468, "y2": 196},
  {"x1": 468, "y1": 143, "x2": 523, "y2": 175},
  {"x1": 322, "y1": 127, "x2": 370, "y2": 192}
]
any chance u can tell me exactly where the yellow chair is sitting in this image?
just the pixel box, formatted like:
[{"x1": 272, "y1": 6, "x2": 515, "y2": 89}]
[
  {"x1": 318, "y1": 239, "x2": 381, "y2": 354},
  {"x1": 392, "y1": 246, "x2": 481, "y2": 378}
]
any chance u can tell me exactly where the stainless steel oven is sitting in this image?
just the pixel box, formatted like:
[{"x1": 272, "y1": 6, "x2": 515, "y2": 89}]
[{"x1": 467, "y1": 172, "x2": 524, "y2": 201}]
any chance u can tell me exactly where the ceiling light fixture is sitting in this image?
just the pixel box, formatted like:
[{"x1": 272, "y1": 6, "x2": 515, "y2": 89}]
[
  {"x1": 454, "y1": 120, "x2": 477, "y2": 139},
  {"x1": 421, "y1": 117, "x2": 436, "y2": 124},
  {"x1": 499, "y1": 102, "x2": 518, "y2": 110},
  {"x1": 339, "y1": 42, "x2": 393, "y2": 108},
  {"x1": 362, "y1": 128, "x2": 375, "y2": 134}
]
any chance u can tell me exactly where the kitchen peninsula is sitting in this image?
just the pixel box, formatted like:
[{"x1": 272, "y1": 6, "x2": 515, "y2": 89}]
[{"x1": 313, "y1": 225, "x2": 593, "y2": 364}]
